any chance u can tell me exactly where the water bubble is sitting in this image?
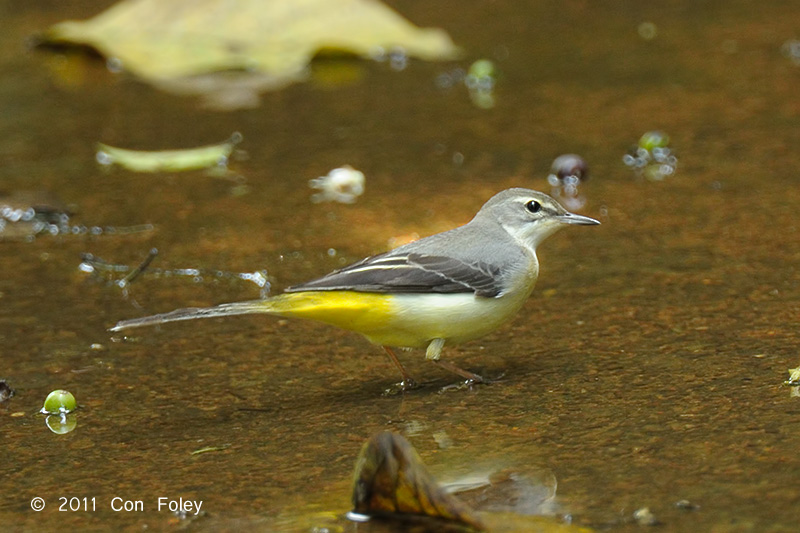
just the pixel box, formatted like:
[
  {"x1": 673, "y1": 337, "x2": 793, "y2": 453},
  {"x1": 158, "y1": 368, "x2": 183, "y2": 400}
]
[
  {"x1": 96, "y1": 150, "x2": 114, "y2": 165},
  {"x1": 106, "y1": 57, "x2": 124, "y2": 73},
  {"x1": 651, "y1": 146, "x2": 670, "y2": 162},
  {"x1": 435, "y1": 72, "x2": 456, "y2": 89},
  {"x1": 781, "y1": 40, "x2": 800, "y2": 65},
  {"x1": 550, "y1": 154, "x2": 589, "y2": 182},
  {"x1": 389, "y1": 48, "x2": 408, "y2": 71}
]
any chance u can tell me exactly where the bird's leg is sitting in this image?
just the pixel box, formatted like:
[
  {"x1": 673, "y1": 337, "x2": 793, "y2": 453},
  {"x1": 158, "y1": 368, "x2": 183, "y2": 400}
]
[
  {"x1": 382, "y1": 346, "x2": 418, "y2": 390},
  {"x1": 425, "y1": 338, "x2": 486, "y2": 386}
]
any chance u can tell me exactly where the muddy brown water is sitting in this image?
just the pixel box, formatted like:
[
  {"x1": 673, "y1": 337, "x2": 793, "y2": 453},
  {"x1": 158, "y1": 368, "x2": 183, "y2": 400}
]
[{"x1": 2, "y1": 1, "x2": 799, "y2": 531}]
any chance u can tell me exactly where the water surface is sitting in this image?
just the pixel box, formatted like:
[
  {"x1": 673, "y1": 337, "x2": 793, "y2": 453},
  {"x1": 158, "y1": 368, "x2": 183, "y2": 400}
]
[{"x1": 2, "y1": 1, "x2": 799, "y2": 531}]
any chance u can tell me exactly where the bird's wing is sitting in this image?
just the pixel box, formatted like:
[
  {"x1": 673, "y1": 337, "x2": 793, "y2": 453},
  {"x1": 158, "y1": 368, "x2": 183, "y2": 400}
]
[{"x1": 285, "y1": 252, "x2": 504, "y2": 297}]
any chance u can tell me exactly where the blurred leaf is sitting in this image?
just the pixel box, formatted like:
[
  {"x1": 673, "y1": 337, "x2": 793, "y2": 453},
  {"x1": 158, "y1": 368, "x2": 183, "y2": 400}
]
[
  {"x1": 96, "y1": 132, "x2": 242, "y2": 173},
  {"x1": 351, "y1": 432, "x2": 595, "y2": 533},
  {"x1": 43, "y1": 0, "x2": 460, "y2": 83},
  {"x1": 352, "y1": 431, "x2": 486, "y2": 531}
]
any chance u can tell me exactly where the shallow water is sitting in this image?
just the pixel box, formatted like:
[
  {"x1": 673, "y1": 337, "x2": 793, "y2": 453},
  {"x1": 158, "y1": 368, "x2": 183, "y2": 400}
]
[{"x1": 2, "y1": 1, "x2": 800, "y2": 531}]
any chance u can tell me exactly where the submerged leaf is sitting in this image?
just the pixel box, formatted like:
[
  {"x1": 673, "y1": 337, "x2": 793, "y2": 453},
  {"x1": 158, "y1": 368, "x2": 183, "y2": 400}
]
[{"x1": 43, "y1": 0, "x2": 460, "y2": 84}]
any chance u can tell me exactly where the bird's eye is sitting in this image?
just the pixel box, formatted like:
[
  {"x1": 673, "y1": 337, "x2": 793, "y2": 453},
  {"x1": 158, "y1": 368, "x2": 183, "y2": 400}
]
[{"x1": 525, "y1": 200, "x2": 542, "y2": 214}]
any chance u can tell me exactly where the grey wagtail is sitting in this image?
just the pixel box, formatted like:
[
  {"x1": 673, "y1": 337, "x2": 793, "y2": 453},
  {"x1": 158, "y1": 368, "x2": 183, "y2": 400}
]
[{"x1": 110, "y1": 188, "x2": 599, "y2": 388}]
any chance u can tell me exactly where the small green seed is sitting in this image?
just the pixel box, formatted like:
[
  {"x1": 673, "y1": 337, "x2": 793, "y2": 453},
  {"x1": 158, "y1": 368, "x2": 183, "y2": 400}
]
[
  {"x1": 639, "y1": 130, "x2": 670, "y2": 151},
  {"x1": 468, "y1": 59, "x2": 496, "y2": 79},
  {"x1": 41, "y1": 390, "x2": 77, "y2": 414}
]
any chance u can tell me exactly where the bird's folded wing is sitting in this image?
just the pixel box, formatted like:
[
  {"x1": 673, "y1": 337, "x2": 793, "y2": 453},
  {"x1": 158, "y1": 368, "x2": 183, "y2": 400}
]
[{"x1": 285, "y1": 252, "x2": 503, "y2": 297}]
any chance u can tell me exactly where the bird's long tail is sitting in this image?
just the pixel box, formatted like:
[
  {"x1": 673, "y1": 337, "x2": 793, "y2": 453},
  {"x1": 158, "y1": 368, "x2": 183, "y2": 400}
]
[
  {"x1": 109, "y1": 299, "x2": 276, "y2": 332},
  {"x1": 109, "y1": 291, "x2": 389, "y2": 333}
]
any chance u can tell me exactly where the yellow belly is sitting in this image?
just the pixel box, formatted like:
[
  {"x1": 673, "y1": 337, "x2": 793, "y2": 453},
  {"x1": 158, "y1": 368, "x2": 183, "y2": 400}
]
[{"x1": 267, "y1": 289, "x2": 531, "y2": 349}]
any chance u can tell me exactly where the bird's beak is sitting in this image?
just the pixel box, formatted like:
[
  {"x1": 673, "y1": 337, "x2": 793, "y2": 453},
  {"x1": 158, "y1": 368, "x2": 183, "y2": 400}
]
[{"x1": 558, "y1": 212, "x2": 601, "y2": 225}]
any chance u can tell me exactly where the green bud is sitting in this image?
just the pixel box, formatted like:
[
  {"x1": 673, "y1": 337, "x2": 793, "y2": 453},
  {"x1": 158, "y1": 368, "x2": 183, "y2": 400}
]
[
  {"x1": 468, "y1": 59, "x2": 496, "y2": 79},
  {"x1": 638, "y1": 131, "x2": 670, "y2": 151}
]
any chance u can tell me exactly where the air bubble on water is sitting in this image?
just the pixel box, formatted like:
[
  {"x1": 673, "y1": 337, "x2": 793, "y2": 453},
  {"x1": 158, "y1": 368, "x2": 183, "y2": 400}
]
[
  {"x1": 106, "y1": 57, "x2": 124, "y2": 73},
  {"x1": 389, "y1": 48, "x2": 408, "y2": 71},
  {"x1": 96, "y1": 151, "x2": 114, "y2": 165},
  {"x1": 563, "y1": 175, "x2": 580, "y2": 187}
]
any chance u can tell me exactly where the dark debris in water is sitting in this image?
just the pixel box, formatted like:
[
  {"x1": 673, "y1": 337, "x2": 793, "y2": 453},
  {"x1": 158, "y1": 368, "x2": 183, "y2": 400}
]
[
  {"x1": 0, "y1": 380, "x2": 15, "y2": 403},
  {"x1": 0, "y1": 190, "x2": 153, "y2": 242},
  {"x1": 79, "y1": 249, "x2": 271, "y2": 296}
]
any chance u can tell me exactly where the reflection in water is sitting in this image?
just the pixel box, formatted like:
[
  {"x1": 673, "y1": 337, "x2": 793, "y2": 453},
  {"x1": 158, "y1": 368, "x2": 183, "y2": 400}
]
[
  {"x1": 79, "y1": 249, "x2": 270, "y2": 295},
  {"x1": 44, "y1": 413, "x2": 78, "y2": 434}
]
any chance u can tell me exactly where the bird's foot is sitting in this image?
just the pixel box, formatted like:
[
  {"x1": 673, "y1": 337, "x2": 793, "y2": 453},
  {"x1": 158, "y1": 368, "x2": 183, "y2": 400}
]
[
  {"x1": 438, "y1": 378, "x2": 482, "y2": 393},
  {"x1": 438, "y1": 371, "x2": 505, "y2": 393},
  {"x1": 382, "y1": 377, "x2": 420, "y2": 396}
]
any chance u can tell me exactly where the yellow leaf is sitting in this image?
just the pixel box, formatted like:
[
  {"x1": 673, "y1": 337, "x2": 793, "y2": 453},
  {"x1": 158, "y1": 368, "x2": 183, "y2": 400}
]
[
  {"x1": 96, "y1": 132, "x2": 242, "y2": 173},
  {"x1": 43, "y1": 0, "x2": 461, "y2": 82}
]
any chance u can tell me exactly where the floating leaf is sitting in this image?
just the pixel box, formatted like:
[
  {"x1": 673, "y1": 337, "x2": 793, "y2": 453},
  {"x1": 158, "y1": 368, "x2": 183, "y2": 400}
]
[
  {"x1": 349, "y1": 432, "x2": 595, "y2": 533},
  {"x1": 42, "y1": 0, "x2": 461, "y2": 105},
  {"x1": 96, "y1": 132, "x2": 242, "y2": 172},
  {"x1": 350, "y1": 431, "x2": 486, "y2": 531}
]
